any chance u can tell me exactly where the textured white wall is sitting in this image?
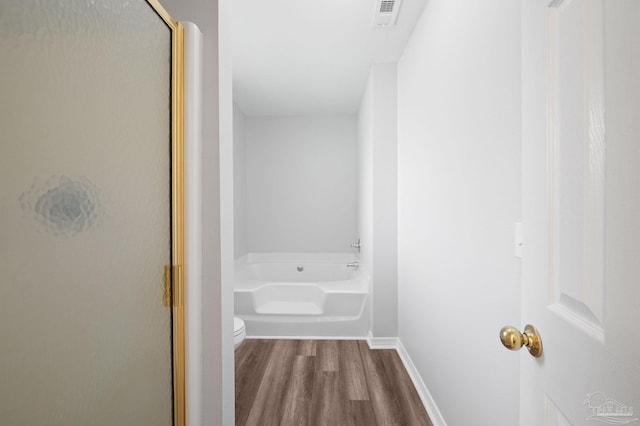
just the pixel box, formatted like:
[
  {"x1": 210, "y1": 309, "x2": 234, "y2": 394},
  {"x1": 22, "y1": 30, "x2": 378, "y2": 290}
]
[
  {"x1": 357, "y1": 63, "x2": 398, "y2": 338},
  {"x1": 245, "y1": 116, "x2": 357, "y2": 253},
  {"x1": 397, "y1": 1, "x2": 521, "y2": 425},
  {"x1": 233, "y1": 104, "x2": 247, "y2": 259}
]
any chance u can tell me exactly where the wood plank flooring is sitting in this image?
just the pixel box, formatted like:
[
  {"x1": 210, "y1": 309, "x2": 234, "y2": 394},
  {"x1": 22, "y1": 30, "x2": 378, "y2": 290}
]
[{"x1": 235, "y1": 339, "x2": 433, "y2": 426}]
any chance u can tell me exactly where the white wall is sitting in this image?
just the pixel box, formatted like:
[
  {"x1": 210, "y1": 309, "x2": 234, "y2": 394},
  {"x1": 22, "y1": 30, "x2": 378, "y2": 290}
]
[
  {"x1": 358, "y1": 72, "x2": 374, "y2": 283},
  {"x1": 217, "y1": 1, "x2": 235, "y2": 424},
  {"x1": 183, "y1": 23, "x2": 203, "y2": 426},
  {"x1": 155, "y1": 1, "x2": 234, "y2": 425},
  {"x1": 358, "y1": 63, "x2": 398, "y2": 339},
  {"x1": 396, "y1": 1, "x2": 521, "y2": 425},
  {"x1": 244, "y1": 115, "x2": 357, "y2": 253},
  {"x1": 233, "y1": 104, "x2": 247, "y2": 258}
]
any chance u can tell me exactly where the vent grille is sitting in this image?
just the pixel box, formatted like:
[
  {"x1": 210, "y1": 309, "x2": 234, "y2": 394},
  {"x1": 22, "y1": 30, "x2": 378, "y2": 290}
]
[
  {"x1": 380, "y1": 0, "x2": 395, "y2": 13},
  {"x1": 373, "y1": 0, "x2": 402, "y2": 27}
]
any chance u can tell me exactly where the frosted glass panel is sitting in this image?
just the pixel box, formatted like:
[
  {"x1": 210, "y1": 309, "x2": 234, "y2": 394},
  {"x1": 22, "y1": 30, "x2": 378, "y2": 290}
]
[{"x1": 0, "y1": 1, "x2": 173, "y2": 425}]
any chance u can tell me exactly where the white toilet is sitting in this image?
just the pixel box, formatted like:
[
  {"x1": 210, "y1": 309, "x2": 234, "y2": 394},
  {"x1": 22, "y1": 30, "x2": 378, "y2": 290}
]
[{"x1": 234, "y1": 317, "x2": 246, "y2": 351}]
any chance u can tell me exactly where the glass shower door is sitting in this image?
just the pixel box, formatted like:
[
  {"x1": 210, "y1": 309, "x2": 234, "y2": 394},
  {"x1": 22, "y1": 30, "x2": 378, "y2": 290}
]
[{"x1": 0, "y1": 1, "x2": 176, "y2": 424}]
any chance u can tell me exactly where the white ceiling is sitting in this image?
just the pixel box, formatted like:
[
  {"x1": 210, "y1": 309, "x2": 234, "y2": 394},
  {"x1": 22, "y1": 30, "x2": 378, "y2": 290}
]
[{"x1": 232, "y1": 0, "x2": 428, "y2": 117}]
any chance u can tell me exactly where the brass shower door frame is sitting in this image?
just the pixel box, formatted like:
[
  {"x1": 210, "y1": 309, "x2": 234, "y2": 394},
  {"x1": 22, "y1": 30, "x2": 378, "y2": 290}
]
[{"x1": 145, "y1": 1, "x2": 186, "y2": 425}]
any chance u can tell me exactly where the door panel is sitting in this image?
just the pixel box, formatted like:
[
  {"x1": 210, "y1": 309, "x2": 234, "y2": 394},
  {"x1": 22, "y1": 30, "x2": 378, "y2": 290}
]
[
  {"x1": 0, "y1": 1, "x2": 174, "y2": 424},
  {"x1": 548, "y1": 0, "x2": 605, "y2": 337},
  {"x1": 545, "y1": 395, "x2": 573, "y2": 426},
  {"x1": 521, "y1": 1, "x2": 640, "y2": 425}
]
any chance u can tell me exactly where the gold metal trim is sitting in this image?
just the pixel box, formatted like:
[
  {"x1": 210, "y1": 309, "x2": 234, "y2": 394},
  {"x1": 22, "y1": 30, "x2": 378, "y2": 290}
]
[
  {"x1": 145, "y1": 0, "x2": 179, "y2": 28},
  {"x1": 144, "y1": 1, "x2": 185, "y2": 425},
  {"x1": 173, "y1": 265, "x2": 184, "y2": 308},
  {"x1": 170, "y1": 21, "x2": 186, "y2": 426}
]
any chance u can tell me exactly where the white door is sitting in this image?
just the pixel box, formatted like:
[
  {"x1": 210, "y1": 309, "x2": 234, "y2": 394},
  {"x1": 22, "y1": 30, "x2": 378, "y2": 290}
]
[{"x1": 519, "y1": 0, "x2": 640, "y2": 425}]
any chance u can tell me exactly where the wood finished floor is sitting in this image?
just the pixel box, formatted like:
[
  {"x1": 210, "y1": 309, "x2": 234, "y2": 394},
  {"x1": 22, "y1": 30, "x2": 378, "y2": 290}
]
[{"x1": 235, "y1": 339, "x2": 433, "y2": 426}]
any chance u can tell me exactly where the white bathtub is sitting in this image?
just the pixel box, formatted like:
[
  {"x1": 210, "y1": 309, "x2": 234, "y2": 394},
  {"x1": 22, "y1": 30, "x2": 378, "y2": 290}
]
[{"x1": 234, "y1": 253, "x2": 370, "y2": 337}]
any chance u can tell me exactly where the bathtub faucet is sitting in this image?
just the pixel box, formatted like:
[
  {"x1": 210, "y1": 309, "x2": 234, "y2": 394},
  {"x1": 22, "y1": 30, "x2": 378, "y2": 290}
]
[{"x1": 346, "y1": 262, "x2": 360, "y2": 269}]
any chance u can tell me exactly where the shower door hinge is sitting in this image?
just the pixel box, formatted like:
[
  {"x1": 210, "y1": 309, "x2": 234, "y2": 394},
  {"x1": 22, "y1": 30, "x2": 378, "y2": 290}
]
[
  {"x1": 163, "y1": 264, "x2": 184, "y2": 307},
  {"x1": 163, "y1": 265, "x2": 172, "y2": 306}
]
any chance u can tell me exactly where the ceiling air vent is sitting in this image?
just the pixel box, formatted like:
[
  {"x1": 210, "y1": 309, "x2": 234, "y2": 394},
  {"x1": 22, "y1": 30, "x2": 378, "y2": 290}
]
[{"x1": 373, "y1": 0, "x2": 402, "y2": 27}]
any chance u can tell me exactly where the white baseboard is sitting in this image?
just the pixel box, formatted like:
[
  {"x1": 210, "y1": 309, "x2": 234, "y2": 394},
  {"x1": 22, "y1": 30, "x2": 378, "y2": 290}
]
[
  {"x1": 396, "y1": 339, "x2": 447, "y2": 426},
  {"x1": 366, "y1": 331, "x2": 399, "y2": 349},
  {"x1": 245, "y1": 335, "x2": 367, "y2": 341}
]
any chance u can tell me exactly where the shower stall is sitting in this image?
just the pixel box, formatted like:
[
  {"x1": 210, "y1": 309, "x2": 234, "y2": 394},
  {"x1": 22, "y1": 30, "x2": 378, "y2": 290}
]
[{"x1": 0, "y1": 1, "x2": 191, "y2": 424}]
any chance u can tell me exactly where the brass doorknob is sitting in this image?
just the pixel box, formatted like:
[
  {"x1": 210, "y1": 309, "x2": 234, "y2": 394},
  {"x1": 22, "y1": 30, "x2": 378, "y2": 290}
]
[{"x1": 499, "y1": 324, "x2": 543, "y2": 357}]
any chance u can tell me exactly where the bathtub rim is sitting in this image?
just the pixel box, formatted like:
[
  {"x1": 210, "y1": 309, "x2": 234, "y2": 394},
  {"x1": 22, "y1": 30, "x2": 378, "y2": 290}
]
[{"x1": 234, "y1": 252, "x2": 370, "y2": 292}]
